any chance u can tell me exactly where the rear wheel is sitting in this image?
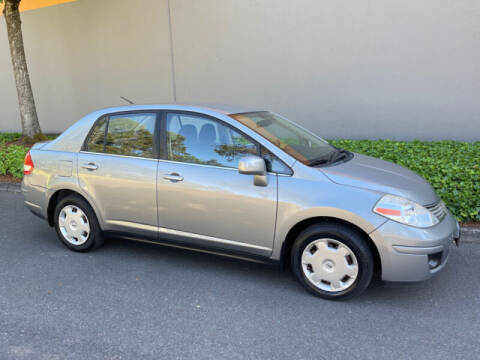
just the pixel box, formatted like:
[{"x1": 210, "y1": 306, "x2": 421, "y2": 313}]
[
  {"x1": 54, "y1": 194, "x2": 103, "y2": 252},
  {"x1": 291, "y1": 223, "x2": 374, "y2": 300}
]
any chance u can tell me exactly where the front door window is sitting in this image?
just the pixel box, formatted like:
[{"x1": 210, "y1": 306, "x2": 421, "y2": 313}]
[{"x1": 166, "y1": 113, "x2": 257, "y2": 168}]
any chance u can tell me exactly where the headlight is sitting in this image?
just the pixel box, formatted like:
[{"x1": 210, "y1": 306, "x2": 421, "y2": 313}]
[{"x1": 373, "y1": 194, "x2": 439, "y2": 228}]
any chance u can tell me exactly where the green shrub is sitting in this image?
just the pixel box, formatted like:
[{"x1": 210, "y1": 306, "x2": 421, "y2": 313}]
[
  {"x1": 0, "y1": 133, "x2": 21, "y2": 144},
  {"x1": 329, "y1": 139, "x2": 480, "y2": 222},
  {"x1": 0, "y1": 144, "x2": 29, "y2": 179},
  {"x1": 0, "y1": 133, "x2": 56, "y2": 180}
]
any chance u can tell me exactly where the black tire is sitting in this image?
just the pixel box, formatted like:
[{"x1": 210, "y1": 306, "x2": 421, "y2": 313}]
[
  {"x1": 53, "y1": 194, "x2": 104, "y2": 252},
  {"x1": 291, "y1": 222, "x2": 374, "y2": 300}
]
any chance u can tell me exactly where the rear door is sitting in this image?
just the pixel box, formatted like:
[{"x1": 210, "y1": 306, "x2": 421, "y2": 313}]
[{"x1": 78, "y1": 111, "x2": 159, "y2": 238}]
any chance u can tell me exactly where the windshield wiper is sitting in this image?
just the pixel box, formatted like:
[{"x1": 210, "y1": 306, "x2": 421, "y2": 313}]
[
  {"x1": 308, "y1": 150, "x2": 338, "y2": 167},
  {"x1": 308, "y1": 158, "x2": 330, "y2": 166},
  {"x1": 330, "y1": 149, "x2": 350, "y2": 164},
  {"x1": 309, "y1": 148, "x2": 351, "y2": 167}
]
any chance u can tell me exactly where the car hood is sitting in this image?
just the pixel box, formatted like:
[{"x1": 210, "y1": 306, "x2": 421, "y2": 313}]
[{"x1": 319, "y1": 153, "x2": 438, "y2": 205}]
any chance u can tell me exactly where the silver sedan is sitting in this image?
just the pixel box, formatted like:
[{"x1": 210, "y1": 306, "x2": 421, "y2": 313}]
[{"x1": 22, "y1": 104, "x2": 460, "y2": 299}]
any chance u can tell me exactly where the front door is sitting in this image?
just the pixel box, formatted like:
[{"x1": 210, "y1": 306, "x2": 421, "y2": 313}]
[
  {"x1": 78, "y1": 112, "x2": 159, "y2": 238},
  {"x1": 156, "y1": 112, "x2": 277, "y2": 256}
]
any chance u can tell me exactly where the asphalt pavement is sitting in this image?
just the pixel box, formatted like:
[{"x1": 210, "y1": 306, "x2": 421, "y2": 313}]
[{"x1": 0, "y1": 191, "x2": 479, "y2": 359}]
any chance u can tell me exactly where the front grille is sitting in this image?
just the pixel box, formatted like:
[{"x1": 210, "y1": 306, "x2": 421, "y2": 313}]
[{"x1": 425, "y1": 201, "x2": 447, "y2": 221}]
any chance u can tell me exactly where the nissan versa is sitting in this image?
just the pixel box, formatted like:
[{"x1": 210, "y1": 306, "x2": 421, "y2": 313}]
[{"x1": 22, "y1": 104, "x2": 460, "y2": 299}]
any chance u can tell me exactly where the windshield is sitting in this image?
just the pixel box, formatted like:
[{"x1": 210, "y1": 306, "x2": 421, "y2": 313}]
[{"x1": 230, "y1": 111, "x2": 336, "y2": 165}]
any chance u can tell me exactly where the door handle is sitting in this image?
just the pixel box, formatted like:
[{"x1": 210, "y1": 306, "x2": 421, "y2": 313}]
[
  {"x1": 163, "y1": 173, "x2": 184, "y2": 182},
  {"x1": 82, "y1": 163, "x2": 98, "y2": 171}
]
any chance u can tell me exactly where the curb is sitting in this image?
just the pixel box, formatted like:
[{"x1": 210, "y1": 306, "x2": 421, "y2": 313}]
[
  {"x1": 0, "y1": 182, "x2": 21, "y2": 193},
  {"x1": 460, "y1": 227, "x2": 480, "y2": 244},
  {"x1": 0, "y1": 181, "x2": 479, "y2": 243}
]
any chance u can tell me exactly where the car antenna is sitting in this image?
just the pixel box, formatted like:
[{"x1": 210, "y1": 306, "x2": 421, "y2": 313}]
[{"x1": 120, "y1": 96, "x2": 135, "y2": 105}]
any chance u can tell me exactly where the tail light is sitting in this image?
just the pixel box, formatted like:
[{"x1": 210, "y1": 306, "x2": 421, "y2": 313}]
[{"x1": 24, "y1": 151, "x2": 34, "y2": 175}]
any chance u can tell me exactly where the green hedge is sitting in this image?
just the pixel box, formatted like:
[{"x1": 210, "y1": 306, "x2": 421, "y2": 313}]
[
  {"x1": 329, "y1": 139, "x2": 480, "y2": 222},
  {"x1": 0, "y1": 133, "x2": 478, "y2": 222},
  {"x1": 0, "y1": 132, "x2": 22, "y2": 144},
  {"x1": 0, "y1": 133, "x2": 28, "y2": 179},
  {"x1": 0, "y1": 145, "x2": 28, "y2": 179}
]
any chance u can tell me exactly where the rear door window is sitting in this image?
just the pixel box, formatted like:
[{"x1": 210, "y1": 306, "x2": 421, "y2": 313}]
[
  {"x1": 105, "y1": 113, "x2": 156, "y2": 158},
  {"x1": 84, "y1": 113, "x2": 157, "y2": 158}
]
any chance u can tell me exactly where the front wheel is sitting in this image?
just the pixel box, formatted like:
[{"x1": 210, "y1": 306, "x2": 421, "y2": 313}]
[
  {"x1": 291, "y1": 223, "x2": 374, "y2": 300},
  {"x1": 54, "y1": 194, "x2": 104, "y2": 252}
]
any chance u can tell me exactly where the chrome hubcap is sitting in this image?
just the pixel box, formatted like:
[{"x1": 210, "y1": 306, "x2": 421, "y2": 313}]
[
  {"x1": 58, "y1": 205, "x2": 90, "y2": 245},
  {"x1": 301, "y1": 238, "x2": 359, "y2": 292}
]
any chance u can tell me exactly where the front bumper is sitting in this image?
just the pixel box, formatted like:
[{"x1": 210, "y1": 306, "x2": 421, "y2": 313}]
[{"x1": 370, "y1": 211, "x2": 460, "y2": 282}]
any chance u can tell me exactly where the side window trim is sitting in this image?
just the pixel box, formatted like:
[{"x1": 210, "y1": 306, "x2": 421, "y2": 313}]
[
  {"x1": 159, "y1": 110, "x2": 168, "y2": 160},
  {"x1": 82, "y1": 110, "x2": 292, "y2": 175},
  {"x1": 102, "y1": 115, "x2": 109, "y2": 153}
]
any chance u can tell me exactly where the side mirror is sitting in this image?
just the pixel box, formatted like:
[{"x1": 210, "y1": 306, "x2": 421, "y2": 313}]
[
  {"x1": 238, "y1": 155, "x2": 266, "y2": 175},
  {"x1": 238, "y1": 156, "x2": 268, "y2": 186}
]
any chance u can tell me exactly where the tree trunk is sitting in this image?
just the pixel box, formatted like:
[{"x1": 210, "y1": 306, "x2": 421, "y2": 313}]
[{"x1": 3, "y1": 0, "x2": 41, "y2": 137}]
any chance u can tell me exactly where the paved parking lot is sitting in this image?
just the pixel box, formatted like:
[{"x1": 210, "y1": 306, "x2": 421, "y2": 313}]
[{"x1": 0, "y1": 191, "x2": 479, "y2": 359}]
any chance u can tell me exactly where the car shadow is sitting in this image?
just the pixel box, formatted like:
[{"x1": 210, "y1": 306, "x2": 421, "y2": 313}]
[{"x1": 99, "y1": 236, "x2": 435, "y2": 303}]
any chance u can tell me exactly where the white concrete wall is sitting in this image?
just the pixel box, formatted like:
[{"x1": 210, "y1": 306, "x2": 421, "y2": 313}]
[
  {"x1": 0, "y1": 0, "x2": 173, "y2": 133},
  {"x1": 1, "y1": 0, "x2": 479, "y2": 140}
]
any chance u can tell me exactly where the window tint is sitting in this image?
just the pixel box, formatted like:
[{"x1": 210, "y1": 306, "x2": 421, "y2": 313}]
[
  {"x1": 85, "y1": 117, "x2": 107, "y2": 153},
  {"x1": 105, "y1": 113, "x2": 156, "y2": 158},
  {"x1": 166, "y1": 113, "x2": 257, "y2": 168},
  {"x1": 261, "y1": 146, "x2": 292, "y2": 175}
]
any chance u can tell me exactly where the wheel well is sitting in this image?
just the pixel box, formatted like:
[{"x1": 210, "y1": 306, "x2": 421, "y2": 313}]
[
  {"x1": 280, "y1": 217, "x2": 382, "y2": 274},
  {"x1": 47, "y1": 189, "x2": 92, "y2": 227}
]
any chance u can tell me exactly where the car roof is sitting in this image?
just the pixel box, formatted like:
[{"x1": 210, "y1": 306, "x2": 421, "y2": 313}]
[
  {"x1": 44, "y1": 102, "x2": 297, "y2": 168},
  {"x1": 96, "y1": 103, "x2": 262, "y2": 116},
  {"x1": 44, "y1": 103, "x2": 265, "y2": 153}
]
